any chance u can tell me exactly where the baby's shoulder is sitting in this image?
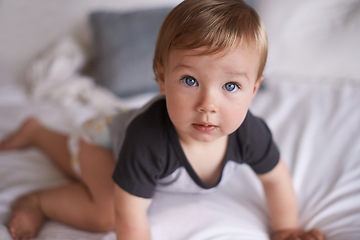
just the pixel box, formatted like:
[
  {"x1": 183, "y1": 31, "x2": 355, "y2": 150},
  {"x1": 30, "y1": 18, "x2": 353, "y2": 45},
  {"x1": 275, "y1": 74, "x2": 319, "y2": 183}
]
[
  {"x1": 126, "y1": 96, "x2": 168, "y2": 138},
  {"x1": 237, "y1": 111, "x2": 271, "y2": 138}
]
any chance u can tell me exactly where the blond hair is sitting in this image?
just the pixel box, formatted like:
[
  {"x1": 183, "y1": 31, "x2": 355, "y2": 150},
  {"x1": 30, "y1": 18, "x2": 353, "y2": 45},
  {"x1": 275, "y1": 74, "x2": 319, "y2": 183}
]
[{"x1": 153, "y1": 0, "x2": 268, "y2": 80}]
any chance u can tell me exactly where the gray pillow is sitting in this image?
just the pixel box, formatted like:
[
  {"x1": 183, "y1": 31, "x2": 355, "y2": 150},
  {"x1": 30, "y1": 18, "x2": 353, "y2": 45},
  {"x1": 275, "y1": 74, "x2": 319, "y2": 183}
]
[{"x1": 89, "y1": 8, "x2": 171, "y2": 97}]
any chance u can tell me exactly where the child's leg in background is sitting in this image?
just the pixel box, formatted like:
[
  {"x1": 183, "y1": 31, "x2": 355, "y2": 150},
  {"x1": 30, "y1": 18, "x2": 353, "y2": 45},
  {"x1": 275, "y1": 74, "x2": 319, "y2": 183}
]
[
  {"x1": 1, "y1": 118, "x2": 116, "y2": 239},
  {"x1": 36, "y1": 140, "x2": 116, "y2": 230},
  {"x1": 0, "y1": 118, "x2": 78, "y2": 180}
]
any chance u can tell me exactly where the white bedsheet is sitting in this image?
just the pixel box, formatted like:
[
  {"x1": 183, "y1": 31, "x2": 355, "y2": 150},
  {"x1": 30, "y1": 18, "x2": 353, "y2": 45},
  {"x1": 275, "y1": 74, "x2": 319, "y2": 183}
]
[{"x1": 0, "y1": 73, "x2": 359, "y2": 240}]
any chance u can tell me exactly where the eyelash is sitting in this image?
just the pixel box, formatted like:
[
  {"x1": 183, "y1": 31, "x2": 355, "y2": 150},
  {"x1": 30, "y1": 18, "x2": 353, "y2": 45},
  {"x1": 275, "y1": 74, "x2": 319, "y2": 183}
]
[
  {"x1": 181, "y1": 76, "x2": 198, "y2": 87},
  {"x1": 180, "y1": 76, "x2": 241, "y2": 92},
  {"x1": 223, "y1": 82, "x2": 241, "y2": 92}
]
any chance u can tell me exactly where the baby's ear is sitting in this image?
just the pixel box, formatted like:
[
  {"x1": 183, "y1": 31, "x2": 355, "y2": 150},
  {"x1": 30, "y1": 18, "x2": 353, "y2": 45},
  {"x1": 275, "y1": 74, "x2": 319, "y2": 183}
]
[
  {"x1": 253, "y1": 76, "x2": 264, "y2": 96},
  {"x1": 155, "y1": 62, "x2": 165, "y2": 95}
]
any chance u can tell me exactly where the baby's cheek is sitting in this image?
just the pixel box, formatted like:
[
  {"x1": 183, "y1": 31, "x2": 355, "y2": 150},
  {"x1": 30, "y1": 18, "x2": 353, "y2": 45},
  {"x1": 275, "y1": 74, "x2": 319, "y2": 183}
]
[{"x1": 223, "y1": 111, "x2": 246, "y2": 133}]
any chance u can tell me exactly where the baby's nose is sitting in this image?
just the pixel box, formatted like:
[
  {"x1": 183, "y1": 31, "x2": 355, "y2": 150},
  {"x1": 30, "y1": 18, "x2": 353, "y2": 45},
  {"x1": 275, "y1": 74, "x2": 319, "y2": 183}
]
[{"x1": 196, "y1": 92, "x2": 218, "y2": 113}]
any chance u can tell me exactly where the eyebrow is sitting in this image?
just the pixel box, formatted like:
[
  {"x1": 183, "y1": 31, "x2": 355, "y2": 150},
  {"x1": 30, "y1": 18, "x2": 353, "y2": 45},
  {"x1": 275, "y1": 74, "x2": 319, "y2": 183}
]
[
  {"x1": 173, "y1": 64, "x2": 250, "y2": 82},
  {"x1": 173, "y1": 64, "x2": 193, "y2": 71},
  {"x1": 224, "y1": 70, "x2": 250, "y2": 82}
]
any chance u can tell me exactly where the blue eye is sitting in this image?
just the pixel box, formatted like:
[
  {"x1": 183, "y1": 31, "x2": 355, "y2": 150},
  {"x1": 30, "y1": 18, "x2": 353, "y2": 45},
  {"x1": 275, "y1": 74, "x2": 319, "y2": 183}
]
[
  {"x1": 181, "y1": 76, "x2": 198, "y2": 87},
  {"x1": 223, "y1": 82, "x2": 240, "y2": 92}
]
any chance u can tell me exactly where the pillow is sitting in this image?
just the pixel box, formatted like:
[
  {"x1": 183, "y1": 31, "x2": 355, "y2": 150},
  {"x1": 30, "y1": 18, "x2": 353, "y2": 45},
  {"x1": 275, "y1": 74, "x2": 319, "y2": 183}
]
[{"x1": 89, "y1": 8, "x2": 172, "y2": 97}]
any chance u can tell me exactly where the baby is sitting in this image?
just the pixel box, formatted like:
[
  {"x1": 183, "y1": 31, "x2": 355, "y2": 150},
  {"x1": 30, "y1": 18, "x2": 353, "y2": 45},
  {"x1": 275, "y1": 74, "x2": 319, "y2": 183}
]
[{"x1": 113, "y1": 0, "x2": 323, "y2": 239}]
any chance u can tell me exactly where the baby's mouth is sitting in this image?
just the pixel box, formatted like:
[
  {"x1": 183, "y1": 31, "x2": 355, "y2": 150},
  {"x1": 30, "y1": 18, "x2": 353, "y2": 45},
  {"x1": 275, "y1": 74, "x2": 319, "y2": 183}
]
[{"x1": 192, "y1": 123, "x2": 217, "y2": 132}]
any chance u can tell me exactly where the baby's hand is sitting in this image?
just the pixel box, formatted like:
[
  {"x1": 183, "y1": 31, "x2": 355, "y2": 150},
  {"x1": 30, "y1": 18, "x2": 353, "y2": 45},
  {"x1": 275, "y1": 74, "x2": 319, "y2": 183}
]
[{"x1": 271, "y1": 228, "x2": 324, "y2": 240}]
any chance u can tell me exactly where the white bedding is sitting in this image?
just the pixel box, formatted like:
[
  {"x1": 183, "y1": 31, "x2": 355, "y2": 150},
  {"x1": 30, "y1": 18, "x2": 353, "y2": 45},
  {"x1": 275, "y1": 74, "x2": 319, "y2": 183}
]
[
  {"x1": 1, "y1": 74, "x2": 359, "y2": 240},
  {"x1": 1, "y1": 0, "x2": 360, "y2": 239}
]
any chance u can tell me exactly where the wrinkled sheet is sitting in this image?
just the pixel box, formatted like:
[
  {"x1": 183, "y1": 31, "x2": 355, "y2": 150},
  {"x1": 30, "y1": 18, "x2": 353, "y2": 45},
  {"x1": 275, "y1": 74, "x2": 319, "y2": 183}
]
[{"x1": 0, "y1": 74, "x2": 359, "y2": 240}]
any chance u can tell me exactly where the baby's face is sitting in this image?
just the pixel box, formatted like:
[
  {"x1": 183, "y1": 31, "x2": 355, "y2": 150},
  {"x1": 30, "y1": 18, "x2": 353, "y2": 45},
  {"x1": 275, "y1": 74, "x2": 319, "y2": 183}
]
[{"x1": 157, "y1": 43, "x2": 262, "y2": 144}]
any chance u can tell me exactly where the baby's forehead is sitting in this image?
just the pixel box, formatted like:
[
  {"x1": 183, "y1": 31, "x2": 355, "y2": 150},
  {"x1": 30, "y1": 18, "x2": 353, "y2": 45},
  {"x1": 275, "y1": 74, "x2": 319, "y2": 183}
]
[
  {"x1": 167, "y1": 42, "x2": 260, "y2": 64},
  {"x1": 165, "y1": 43, "x2": 261, "y2": 81}
]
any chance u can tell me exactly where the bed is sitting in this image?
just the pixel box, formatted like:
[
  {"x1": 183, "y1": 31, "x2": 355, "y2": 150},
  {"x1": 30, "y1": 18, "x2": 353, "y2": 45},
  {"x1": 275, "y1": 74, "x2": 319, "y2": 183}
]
[{"x1": 0, "y1": 0, "x2": 359, "y2": 239}]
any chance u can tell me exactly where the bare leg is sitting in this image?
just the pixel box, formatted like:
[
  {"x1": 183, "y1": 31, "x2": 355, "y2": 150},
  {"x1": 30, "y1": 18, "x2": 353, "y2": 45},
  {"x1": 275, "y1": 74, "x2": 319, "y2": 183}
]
[
  {"x1": 36, "y1": 140, "x2": 116, "y2": 231},
  {"x1": 0, "y1": 118, "x2": 41, "y2": 150},
  {"x1": 3, "y1": 118, "x2": 116, "y2": 239},
  {"x1": 0, "y1": 118, "x2": 77, "y2": 179}
]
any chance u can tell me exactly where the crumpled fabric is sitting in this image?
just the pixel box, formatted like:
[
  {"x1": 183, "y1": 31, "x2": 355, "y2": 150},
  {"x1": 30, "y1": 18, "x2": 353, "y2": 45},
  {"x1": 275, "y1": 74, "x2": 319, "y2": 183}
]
[{"x1": 26, "y1": 36, "x2": 125, "y2": 118}]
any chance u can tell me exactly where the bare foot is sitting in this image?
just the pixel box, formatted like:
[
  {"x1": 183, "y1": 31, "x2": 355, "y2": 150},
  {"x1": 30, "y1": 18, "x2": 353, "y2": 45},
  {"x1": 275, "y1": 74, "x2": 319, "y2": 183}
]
[
  {"x1": 8, "y1": 194, "x2": 46, "y2": 240},
  {"x1": 0, "y1": 118, "x2": 40, "y2": 151}
]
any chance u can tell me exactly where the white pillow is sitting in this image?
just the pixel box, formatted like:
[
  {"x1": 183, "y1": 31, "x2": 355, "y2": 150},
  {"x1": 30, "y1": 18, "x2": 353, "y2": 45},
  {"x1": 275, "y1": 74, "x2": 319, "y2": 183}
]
[{"x1": 253, "y1": 0, "x2": 360, "y2": 81}]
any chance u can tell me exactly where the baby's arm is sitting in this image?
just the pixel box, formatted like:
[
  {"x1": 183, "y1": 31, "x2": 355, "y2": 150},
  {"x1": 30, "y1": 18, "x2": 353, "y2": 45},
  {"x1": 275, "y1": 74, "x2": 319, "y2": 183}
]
[
  {"x1": 258, "y1": 158, "x2": 298, "y2": 230},
  {"x1": 257, "y1": 158, "x2": 324, "y2": 240},
  {"x1": 114, "y1": 185, "x2": 152, "y2": 240}
]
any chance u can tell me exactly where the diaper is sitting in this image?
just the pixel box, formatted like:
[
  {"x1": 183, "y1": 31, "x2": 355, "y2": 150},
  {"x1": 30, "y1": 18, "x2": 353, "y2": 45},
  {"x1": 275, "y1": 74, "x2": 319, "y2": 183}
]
[
  {"x1": 67, "y1": 115, "x2": 116, "y2": 178},
  {"x1": 67, "y1": 108, "x2": 137, "y2": 178}
]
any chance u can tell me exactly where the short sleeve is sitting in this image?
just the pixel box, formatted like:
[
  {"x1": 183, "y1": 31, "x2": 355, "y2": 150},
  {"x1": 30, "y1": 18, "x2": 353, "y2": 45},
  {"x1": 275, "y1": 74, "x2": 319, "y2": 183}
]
[
  {"x1": 112, "y1": 133, "x2": 161, "y2": 198},
  {"x1": 239, "y1": 112, "x2": 280, "y2": 174},
  {"x1": 112, "y1": 99, "x2": 168, "y2": 198}
]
